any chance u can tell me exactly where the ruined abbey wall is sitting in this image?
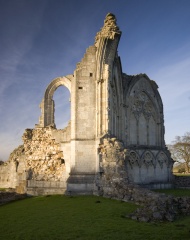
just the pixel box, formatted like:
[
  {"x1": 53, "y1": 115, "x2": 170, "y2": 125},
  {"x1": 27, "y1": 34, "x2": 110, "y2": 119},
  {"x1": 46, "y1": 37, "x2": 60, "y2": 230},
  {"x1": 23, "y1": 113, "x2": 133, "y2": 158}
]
[
  {"x1": 122, "y1": 74, "x2": 173, "y2": 185},
  {"x1": 0, "y1": 145, "x2": 25, "y2": 190},
  {"x1": 0, "y1": 125, "x2": 71, "y2": 194},
  {"x1": 0, "y1": 13, "x2": 174, "y2": 195},
  {"x1": 70, "y1": 46, "x2": 97, "y2": 176},
  {"x1": 0, "y1": 163, "x2": 17, "y2": 189}
]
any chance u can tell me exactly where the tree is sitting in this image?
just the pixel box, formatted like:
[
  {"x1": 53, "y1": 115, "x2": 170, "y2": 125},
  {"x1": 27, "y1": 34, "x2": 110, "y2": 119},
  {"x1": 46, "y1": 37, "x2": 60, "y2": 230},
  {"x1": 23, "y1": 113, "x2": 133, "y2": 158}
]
[{"x1": 169, "y1": 132, "x2": 190, "y2": 173}]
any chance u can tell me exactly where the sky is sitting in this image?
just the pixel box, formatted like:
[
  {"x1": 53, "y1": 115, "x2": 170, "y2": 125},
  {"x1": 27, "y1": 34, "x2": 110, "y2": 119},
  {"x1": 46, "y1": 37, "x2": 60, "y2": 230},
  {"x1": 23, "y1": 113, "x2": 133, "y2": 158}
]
[{"x1": 0, "y1": 0, "x2": 190, "y2": 161}]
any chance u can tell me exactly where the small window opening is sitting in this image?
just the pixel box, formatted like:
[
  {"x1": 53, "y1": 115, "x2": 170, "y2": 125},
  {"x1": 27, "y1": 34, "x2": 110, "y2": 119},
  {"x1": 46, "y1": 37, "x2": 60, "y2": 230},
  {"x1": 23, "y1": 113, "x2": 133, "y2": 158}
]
[
  {"x1": 90, "y1": 73, "x2": 93, "y2": 77},
  {"x1": 78, "y1": 87, "x2": 83, "y2": 89},
  {"x1": 61, "y1": 159, "x2": 65, "y2": 164}
]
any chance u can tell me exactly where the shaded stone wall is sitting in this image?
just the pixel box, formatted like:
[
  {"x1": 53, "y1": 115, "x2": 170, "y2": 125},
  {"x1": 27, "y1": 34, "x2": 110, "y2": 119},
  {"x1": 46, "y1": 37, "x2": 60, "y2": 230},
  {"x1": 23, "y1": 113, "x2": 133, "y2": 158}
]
[
  {"x1": 125, "y1": 75, "x2": 164, "y2": 147},
  {"x1": 0, "y1": 190, "x2": 27, "y2": 205},
  {"x1": 174, "y1": 176, "x2": 190, "y2": 188},
  {"x1": 121, "y1": 74, "x2": 173, "y2": 185},
  {"x1": 126, "y1": 148, "x2": 173, "y2": 186}
]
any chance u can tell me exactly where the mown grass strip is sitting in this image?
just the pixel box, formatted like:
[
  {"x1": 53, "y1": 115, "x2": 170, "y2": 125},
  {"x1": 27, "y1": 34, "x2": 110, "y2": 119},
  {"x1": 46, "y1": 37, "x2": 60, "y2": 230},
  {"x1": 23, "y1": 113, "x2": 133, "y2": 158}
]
[
  {"x1": 154, "y1": 188, "x2": 190, "y2": 197},
  {"x1": 0, "y1": 193, "x2": 190, "y2": 240}
]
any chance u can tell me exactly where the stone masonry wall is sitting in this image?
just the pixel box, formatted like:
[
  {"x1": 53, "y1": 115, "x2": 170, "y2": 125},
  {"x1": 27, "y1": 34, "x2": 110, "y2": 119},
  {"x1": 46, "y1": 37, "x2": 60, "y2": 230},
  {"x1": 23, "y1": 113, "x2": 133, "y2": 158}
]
[
  {"x1": 0, "y1": 122, "x2": 71, "y2": 194},
  {"x1": 0, "y1": 190, "x2": 27, "y2": 205},
  {"x1": 174, "y1": 176, "x2": 190, "y2": 188},
  {"x1": 96, "y1": 137, "x2": 128, "y2": 195},
  {"x1": 96, "y1": 137, "x2": 190, "y2": 222},
  {"x1": 0, "y1": 145, "x2": 25, "y2": 189},
  {"x1": 23, "y1": 127, "x2": 67, "y2": 182}
]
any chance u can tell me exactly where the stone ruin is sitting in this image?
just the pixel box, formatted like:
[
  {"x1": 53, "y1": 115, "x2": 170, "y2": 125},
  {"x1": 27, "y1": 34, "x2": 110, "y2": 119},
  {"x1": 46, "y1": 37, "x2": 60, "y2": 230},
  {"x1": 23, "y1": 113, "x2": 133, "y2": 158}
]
[{"x1": 0, "y1": 13, "x2": 174, "y2": 197}]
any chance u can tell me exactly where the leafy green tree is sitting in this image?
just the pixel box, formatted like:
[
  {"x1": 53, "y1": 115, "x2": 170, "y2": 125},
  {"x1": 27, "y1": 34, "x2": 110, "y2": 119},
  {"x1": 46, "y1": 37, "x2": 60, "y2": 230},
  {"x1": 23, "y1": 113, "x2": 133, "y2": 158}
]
[{"x1": 169, "y1": 132, "x2": 190, "y2": 173}]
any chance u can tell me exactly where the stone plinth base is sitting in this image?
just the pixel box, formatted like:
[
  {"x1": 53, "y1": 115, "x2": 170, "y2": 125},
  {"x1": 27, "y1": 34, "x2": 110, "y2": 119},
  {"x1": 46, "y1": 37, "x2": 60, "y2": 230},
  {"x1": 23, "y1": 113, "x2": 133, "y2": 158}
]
[
  {"x1": 139, "y1": 183, "x2": 174, "y2": 189},
  {"x1": 66, "y1": 174, "x2": 95, "y2": 195},
  {"x1": 26, "y1": 180, "x2": 66, "y2": 196}
]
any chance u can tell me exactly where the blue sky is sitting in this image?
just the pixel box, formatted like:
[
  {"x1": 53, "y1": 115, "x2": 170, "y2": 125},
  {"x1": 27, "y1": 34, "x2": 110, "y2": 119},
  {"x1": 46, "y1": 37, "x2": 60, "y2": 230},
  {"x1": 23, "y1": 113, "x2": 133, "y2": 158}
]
[{"x1": 0, "y1": 0, "x2": 190, "y2": 161}]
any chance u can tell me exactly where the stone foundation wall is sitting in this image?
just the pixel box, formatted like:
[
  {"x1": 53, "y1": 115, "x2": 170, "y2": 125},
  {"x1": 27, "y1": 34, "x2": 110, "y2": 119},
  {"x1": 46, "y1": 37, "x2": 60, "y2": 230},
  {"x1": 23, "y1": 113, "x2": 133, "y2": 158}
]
[
  {"x1": 101, "y1": 180, "x2": 190, "y2": 222},
  {"x1": 0, "y1": 190, "x2": 27, "y2": 205},
  {"x1": 26, "y1": 180, "x2": 66, "y2": 195},
  {"x1": 174, "y1": 176, "x2": 190, "y2": 188}
]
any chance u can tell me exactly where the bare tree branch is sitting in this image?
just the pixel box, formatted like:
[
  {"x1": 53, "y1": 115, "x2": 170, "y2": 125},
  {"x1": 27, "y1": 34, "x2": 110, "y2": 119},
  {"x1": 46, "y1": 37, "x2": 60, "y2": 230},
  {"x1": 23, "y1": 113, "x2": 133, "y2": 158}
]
[{"x1": 169, "y1": 132, "x2": 190, "y2": 173}]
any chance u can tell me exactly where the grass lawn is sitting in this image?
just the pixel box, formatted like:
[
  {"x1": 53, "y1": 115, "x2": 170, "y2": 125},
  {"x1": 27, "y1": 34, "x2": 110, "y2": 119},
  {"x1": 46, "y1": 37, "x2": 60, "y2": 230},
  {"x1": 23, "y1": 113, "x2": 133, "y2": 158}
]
[
  {"x1": 0, "y1": 193, "x2": 190, "y2": 240},
  {"x1": 173, "y1": 173, "x2": 190, "y2": 177},
  {"x1": 154, "y1": 188, "x2": 190, "y2": 197}
]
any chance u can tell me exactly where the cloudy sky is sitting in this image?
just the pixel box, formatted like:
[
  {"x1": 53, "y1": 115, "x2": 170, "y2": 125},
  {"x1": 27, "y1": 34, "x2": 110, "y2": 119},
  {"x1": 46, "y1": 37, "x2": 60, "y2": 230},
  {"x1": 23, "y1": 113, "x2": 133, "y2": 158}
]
[{"x1": 0, "y1": 0, "x2": 190, "y2": 161}]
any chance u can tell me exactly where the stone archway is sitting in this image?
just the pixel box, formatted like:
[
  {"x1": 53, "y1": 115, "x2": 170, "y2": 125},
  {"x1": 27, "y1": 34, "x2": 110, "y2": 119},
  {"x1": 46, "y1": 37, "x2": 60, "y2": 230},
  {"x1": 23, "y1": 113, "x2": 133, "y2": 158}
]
[{"x1": 38, "y1": 76, "x2": 72, "y2": 127}]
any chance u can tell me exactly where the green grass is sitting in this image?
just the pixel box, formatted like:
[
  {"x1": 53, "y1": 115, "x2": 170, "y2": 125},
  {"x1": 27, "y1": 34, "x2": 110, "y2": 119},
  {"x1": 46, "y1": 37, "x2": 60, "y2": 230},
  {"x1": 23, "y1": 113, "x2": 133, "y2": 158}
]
[
  {"x1": 155, "y1": 188, "x2": 190, "y2": 197},
  {"x1": 173, "y1": 173, "x2": 190, "y2": 176},
  {"x1": 1, "y1": 194, "x2": 190, "y2": 240}
]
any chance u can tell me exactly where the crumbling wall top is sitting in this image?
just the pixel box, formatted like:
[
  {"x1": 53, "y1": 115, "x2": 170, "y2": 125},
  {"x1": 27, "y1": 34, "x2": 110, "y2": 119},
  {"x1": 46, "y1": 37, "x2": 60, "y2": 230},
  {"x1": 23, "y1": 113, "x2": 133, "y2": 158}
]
[{"x1": 95, "y1": 13, "x2": 121, "y2": 47}]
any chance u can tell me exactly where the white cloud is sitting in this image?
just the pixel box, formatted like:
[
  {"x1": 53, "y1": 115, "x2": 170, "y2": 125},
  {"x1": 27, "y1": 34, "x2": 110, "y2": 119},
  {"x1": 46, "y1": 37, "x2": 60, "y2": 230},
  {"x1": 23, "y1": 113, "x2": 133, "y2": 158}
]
[{"x1": 150, "y1": 53, "x2": 190, "y2": 144}]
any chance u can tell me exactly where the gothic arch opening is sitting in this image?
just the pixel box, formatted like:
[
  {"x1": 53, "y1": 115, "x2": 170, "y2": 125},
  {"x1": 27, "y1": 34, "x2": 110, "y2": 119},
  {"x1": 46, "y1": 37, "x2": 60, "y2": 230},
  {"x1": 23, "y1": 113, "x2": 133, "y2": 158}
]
[
  {"x1": 38, "y1": 76, "x2": 72, "y2": 127},
  {"x1": 127, "y1": 85, "x2": 161, "y2": 146},
  {"x1": 53, "y1": 86, "x2": 70, "y2": 129},
  {"x1": 109, "y1": 72, "x2": 123, "y2": 138}
]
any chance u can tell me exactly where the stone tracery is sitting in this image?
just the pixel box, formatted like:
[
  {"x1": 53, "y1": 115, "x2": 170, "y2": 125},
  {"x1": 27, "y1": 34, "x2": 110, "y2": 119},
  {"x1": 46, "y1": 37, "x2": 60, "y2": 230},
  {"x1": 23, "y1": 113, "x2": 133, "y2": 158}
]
[
  {"x1": 142, "y1": 151, "x2": 154, "y2": 168},
  {"x1": 128, "y1": 151, "x2": 140, "y2": 168}
]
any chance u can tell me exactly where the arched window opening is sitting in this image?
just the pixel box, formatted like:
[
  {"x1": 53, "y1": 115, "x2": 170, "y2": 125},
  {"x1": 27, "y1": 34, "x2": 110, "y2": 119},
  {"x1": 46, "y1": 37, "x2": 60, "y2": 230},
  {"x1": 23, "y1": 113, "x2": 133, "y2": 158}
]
[{"x1": 53, "y1": 86, "x2": 70, "y2": 129}]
